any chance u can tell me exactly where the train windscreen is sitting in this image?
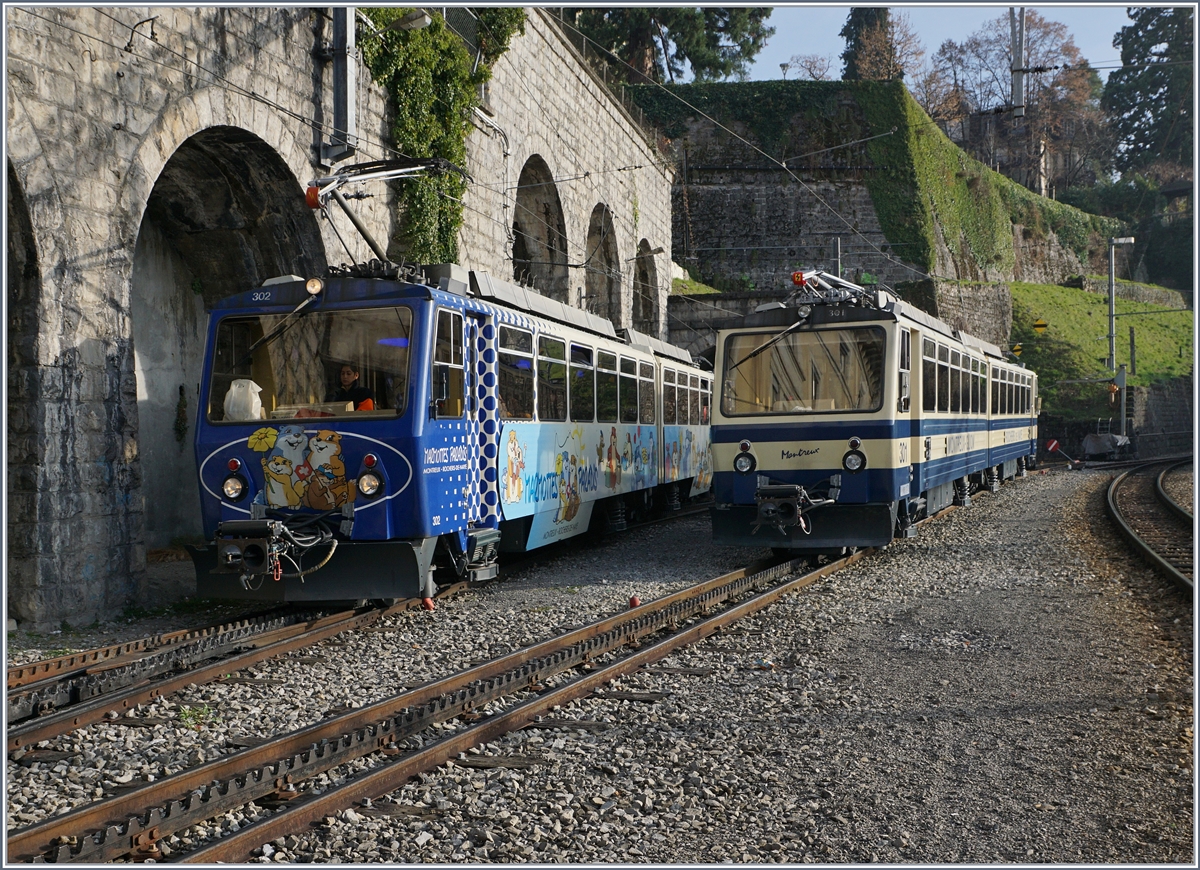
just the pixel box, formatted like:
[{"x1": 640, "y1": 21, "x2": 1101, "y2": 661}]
[
  {"x1": 721, "y1": 326, "x2": 886, "y2": 415},
  {"x1": 207, "y1": 307, "x2": 413, "y2": 422}
]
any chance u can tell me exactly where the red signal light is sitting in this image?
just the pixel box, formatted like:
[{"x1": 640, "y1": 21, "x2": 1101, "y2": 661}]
[
  {"x1": 364, "y1": 453, "x2": 378, "y2": 468},
  {"x1": 227, "y1": 458, "x2": 241, "y2": 472}
]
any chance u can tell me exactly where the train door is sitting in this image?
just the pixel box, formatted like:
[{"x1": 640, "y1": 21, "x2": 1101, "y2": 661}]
[
  {"x1": 897, "y1": 327, "x2": 919, "y2": 532},
  {"x1": 429, "y1": 307, "x2": 470, "y2": 532},
  {"x1": 466, "y1": 312, "x2": 499, "y2": 529}
]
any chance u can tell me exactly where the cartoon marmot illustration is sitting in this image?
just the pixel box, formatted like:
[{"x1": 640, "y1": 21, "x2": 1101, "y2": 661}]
[
  {"x1": 262, "y1": 454, "x2": 304, "y2": 508},
  {"x1": 303, "y1": 430, "x2": 357, "y2": 509}
]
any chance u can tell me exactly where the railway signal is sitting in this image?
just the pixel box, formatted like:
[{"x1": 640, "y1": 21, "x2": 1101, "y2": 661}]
[
  {"x1": 1011, "y1": 343, "x2": 1022, "y2": 356},
  {"x1": 1033, "y1": 319, "x2": 1047, "y2": 334}
]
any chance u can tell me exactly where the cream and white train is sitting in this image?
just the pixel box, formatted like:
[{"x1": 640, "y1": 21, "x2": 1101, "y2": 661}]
[{"x1": 710, "y1": 270, "x2": 1037, "y2": 552}]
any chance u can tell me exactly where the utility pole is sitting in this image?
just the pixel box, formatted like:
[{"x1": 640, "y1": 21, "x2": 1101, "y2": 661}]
[
  {"x1": 1009, "y1": 8, "x2": 1026, "y2": 118},
  {"x1": 1107, "y1": 236, "x2": 1135, "y2": 370},
  {"x1": 323, "y1": 7, "x2": 357, "y2": 164}
]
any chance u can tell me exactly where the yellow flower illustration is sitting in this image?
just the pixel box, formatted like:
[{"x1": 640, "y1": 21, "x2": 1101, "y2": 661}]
[{"x1": 248, "y1": 427, "x2": 278, "y2": 452}]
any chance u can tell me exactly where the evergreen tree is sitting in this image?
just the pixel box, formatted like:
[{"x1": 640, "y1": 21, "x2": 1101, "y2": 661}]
[
  {"x1": 563, "y1": 8, "x2": 773, "y2": 84},
  {"x1": 1102, "y1": 7, "x2": 1194, "y2": 173},
  {"x1": 839, "y1": 7, "x2": 889, "y2": 80}
]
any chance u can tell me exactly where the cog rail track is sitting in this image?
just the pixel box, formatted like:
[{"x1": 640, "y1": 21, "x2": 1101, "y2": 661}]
[
  {"x1": 1106, "y1": 460, "x2": 1194, "y2": 592},
  {"x1": 4, "y1": 590, "x2": 464, "y2": 754},
  {"x1": 7, "y1": 609, "x2": 317, "y2": 723},
  {"x1": 7, "y1": 552, "x2": 855, "y2": 863},
  {"x1": 8, "y1": 491, "x2": 985, "y2": 863}
]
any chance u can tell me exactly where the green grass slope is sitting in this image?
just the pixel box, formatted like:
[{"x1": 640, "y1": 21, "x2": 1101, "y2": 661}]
[{"x1": 1010, "y1": 282, "x2": 1194, "y2": 419}]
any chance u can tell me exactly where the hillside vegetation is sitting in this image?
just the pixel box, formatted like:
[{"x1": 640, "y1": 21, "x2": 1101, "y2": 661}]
[
  {"x1": 1009, "y1": 282, "x2": 1193, "y2": 420},
  {"x1": 630, "y1": 80, "x2": 1122, "y2": 278}
]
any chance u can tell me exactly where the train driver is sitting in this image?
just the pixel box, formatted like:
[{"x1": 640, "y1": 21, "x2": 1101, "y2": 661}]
[{"x1": 326, "y1": 364, "x2": 376, "y2": 411}]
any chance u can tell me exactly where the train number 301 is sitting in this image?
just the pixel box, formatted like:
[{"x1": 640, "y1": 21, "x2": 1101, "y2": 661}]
[{"x1": 898, "y1": 440, "x2": 908, "y2": 464}]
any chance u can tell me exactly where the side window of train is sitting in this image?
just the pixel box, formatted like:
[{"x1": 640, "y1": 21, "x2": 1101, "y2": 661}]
[
  {"x1": 970, "y1": 358, "x2": 980, "y2": 413},
  {"x1": 949, "y1": 350, "x2": 962, "y2": 413},
  {"x1": 936, "y1": 344, "x2": 950, "y2": 413},
  {"x1": 433, "y1": 309, "x2": 464, "y2": 417},
  {"x1": 596, "y1": 351, "x2": 618, "y2": 422},
  {"x1": 498, "y1": 325, "x2": 534, "y2": 419},
  {"x1": 898, "y1": 329, "x2": 911, "y2": 412},
  {"x1": 922, "y1": 339, "x2": 936, "y2": 412},
  {"x1": 688, "y1": 374, "x2": 700, "y2": 425},
  {"x1": 991, "y1": 366, "x2": 1000, "y2": 414},
  {"x1": 959, "y1": 353, "x2": 970, "y2": 413},
  {"x1": 619, "y1": 357, "x2": 638, "y2": 424},
  {"x1": 700, "y1": 378, "x2": 710, "y2": 424},
  {"x1": 639, "y1": 362, "x2": 656, "y2": 424},
  {"x1": 537, "y1": 336, "x2": 567, "y2": 422},
  {"x1": 570, "y1": 344, "x2": 595, "y2": 422},
  {"x1": 662, "y1": 369, "x2": 677, "y2": 425}
]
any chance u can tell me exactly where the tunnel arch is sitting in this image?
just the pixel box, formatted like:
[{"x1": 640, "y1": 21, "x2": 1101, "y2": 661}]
[
  {"x1": 583, "y1": 203, "x2": 621, "y2": 324},
  {"x1": 512, "y1": 154, "x2": 569, "y2": 302},
  {"x1": 632, "y1": 239, "x2": 661, "y2": 337},
  {"x1": 7, "y1": 161, "x2": 43, "y2": 624},
  {"x1": 130, "y1": 125, "x2": 326, "y2": 549}
]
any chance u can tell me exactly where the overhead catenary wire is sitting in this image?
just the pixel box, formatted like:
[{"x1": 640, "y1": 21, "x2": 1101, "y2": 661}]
[{"x1": 550, "y1": 12, "x2": 939, "y2": 285}]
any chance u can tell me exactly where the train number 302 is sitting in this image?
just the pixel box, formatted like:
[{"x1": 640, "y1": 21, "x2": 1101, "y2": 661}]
[{"x1": 251, "y1": 291, "x2": 272, "y2": 302}]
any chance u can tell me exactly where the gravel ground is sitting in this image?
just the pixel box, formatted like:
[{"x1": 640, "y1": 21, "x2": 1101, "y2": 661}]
[
  {"x1": 6, "y1": 469, "x2": 1194, "y2": 863},
  {"x1": 1161, "y1": 462, "x2": 1195, "y2": 515}
]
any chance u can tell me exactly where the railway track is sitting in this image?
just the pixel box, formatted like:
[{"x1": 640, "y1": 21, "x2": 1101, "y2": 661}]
[
  {"x1": 5, "y1": 494, "x2": 957, "y2": 863},
  {"x1": 7, "y1": 550, "x2": 856, "y2": 863},
  {"x1": 6, "y1": 503, "x2": 712, "y2": 754},
  {"x1": 1106, "y1": 460, "x2": 1194, "y2": 591}
]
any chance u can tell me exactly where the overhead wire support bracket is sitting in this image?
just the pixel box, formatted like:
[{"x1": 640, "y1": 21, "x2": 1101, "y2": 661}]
[{"x1": 306, "y1": 158, "x2": 469, "y2": 274}]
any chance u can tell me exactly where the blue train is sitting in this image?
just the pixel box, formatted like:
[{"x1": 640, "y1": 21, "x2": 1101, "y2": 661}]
[
  {"x1": 190, "y1": 265, "x2": 712, "y2": 604},
  {"x1": 710, "y1": 270, "x2": 1038, "y2": 552}
]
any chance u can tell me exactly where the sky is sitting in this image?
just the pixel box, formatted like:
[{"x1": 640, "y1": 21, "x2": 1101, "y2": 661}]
[{"x1": 746, "y1": 4, "x2": 1138, "y2": 83}]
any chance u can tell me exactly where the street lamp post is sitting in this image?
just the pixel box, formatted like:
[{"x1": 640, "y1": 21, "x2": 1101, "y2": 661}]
[{"x1": 1107, "y1": 236, "x2": 1135, "y2": 371}]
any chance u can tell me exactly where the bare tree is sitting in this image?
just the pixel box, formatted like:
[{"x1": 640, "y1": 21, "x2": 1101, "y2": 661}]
[
  {"x1": 787, "y1": 53, "x2": 834, "y2": 81},
  {"x1": 931, "y1": 10, "x2": 1108, "y2": 193}
]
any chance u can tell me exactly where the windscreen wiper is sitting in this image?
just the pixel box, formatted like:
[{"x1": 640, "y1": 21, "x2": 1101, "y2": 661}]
[
  {"x1": 727, "y1": 320, "x2": 807, "y2": 372},
  {"x1": 238, "y1": 293, "x2": 319, "y2": 365}
]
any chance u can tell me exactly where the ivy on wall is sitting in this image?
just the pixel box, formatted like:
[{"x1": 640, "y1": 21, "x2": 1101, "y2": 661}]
[
  {"x1": 629, "y1": 80, "x2": 1120, "y2": 279},
  {"x1": 360, "y1": 7, "x2": 525, "y2": 264}
]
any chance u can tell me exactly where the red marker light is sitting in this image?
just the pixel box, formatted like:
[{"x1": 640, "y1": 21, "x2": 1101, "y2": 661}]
[
  {"x1": 364, "y1": 453, "x2": 378, "y2": 468},
  {"x1": 305, "y1": 185, "x2": 321, "y2": 209},
  {"x1": 227, "y1": 458, "x2": 241, "y2": 472},
  {"x1": 739, "y1": 440, "x2": 752, "y2": 452}
]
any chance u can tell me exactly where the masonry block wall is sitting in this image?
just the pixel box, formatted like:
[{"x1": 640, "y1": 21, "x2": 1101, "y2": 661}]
[
  {"x1": 1132, "y1": 375, "x2": 1195, "y2": 458},
  {"x1": 6, "y1": 6, "x2": 673, "y2": 629},
  {"x1": 461, "y1": 10, "x2": 673, "y2": 333}
]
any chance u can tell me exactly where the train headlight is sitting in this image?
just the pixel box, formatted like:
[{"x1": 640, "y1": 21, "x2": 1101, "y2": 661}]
[
  {"x1": 222, "y1": 474, "x2": 247, "y2": 500},
  {"x1": 797, "y1": 304, "x2": 812, "y2": 319},
  {"x1": 734, "y1": 452, "x2": 757, "y2": 474},
  {"x1": 305, "y1": 277, "x2": 325, "y2": 296},
  {"x1": 358, "y1": 471, "x2": 383, "y2": 498},
  {"x1": 842, "y1": 450, "x2": 866, "y2": 474}
]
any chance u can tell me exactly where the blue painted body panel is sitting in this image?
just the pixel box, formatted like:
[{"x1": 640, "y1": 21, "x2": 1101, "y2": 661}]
[{"x1": 196, "y1": 277, "x2": 714, "y2": 565}]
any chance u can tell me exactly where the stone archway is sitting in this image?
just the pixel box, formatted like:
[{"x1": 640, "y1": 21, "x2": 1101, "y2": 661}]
[
  {"x1": 584, "y1": 203, "x2": 620, "y2": 324},
  {"x1": 632, "y1": 239, "x2": 660, "y2": 336},
  {"x1": 7, "y1": 161, "x2": 43, "y2": 624},
  {"x1": 130, "y1": 126, "x2": 326, "y2": 551},
  {"x1": 512, "y1": 155, "x2": 569, "y2": 302}
]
